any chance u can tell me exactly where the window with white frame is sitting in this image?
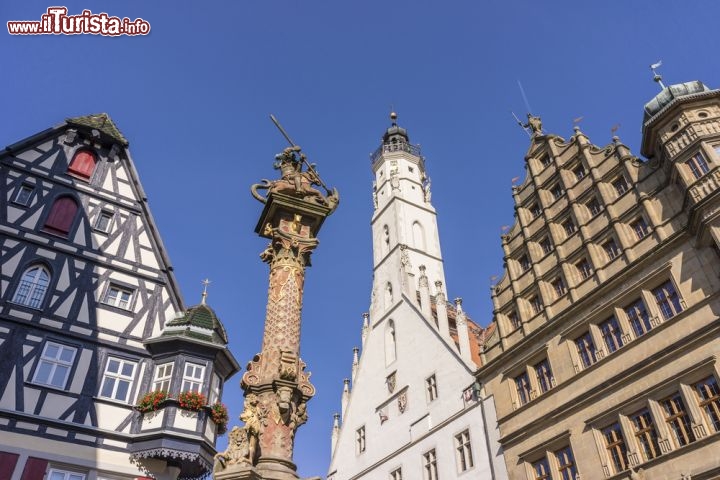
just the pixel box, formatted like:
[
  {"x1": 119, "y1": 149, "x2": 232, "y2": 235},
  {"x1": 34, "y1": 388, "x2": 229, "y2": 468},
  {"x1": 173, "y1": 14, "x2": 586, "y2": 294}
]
[
  {"x1": 99, "y1": 357, "x2": 137, "y2": 402},
  {"x1": 14, "y1": 184, "x2": 34, "y2": 206},
  {"x1": 685, "y1": 153, "x2": 710, "y2": 180},
  {"x1": 103, "y1": 284, "x2": 133, "y2": 310},
  {"x1": 182, "y1": 362, "x2": 205, "y2": 392},
  {"x1": 423, "y1": 449, "x2": 438, "y2": 480},
  {"x1": 94, "y1": 210, "x2": 113, "y2": 233},
  {"x1": 603, "y1": 238, "x2": 620, "y2": 260},
  {"x1": 209, "y1": 372, "x2": 222, "y2": 404},
  {"x1": 425, "y1": 374, "x2": 438, "y2": 402},
  {"x1": 33, "y1": 342, "x2": 77, "y2": 389},
  {"x1": 48, "y1": 469, "x2": 85, "y2": 480},
  {"x1": 455, "y1": 429, "x2": 474, "y2": 472},
  {"x1": 356, "y1": 426, "x2": 366, "y2": 454},
  {"x1": 152, "y1": 363, "x2": 173, "y2": 392},
  {"x1": 12, "y1": 265, "x2": 51, "y2": 309}
]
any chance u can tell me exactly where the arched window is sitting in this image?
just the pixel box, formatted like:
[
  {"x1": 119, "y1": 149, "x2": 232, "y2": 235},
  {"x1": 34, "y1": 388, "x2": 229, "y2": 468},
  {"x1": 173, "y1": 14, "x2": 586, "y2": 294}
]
[
  {"x1": 44, "y1": 196, "x2": 78, "y2": 236},
  {"x1": 412, "y1": 221, "x2": 426, "y2": 250},
  {"x1": 68, "y1": 150, "x2": 97, "y2": 180},
  {"x1": 385, "y1": 320, "x2": 397, "y2": 365},
  {"x1": 12, "y1": 265, "x2": 51, "y2": 309}
]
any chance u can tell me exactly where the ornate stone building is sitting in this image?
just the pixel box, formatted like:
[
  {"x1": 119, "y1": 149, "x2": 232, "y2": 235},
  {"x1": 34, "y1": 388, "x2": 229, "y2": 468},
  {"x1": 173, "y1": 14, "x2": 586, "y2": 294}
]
[
  {"x1": 327, "y1": 115, "x2": 508, "y2": 480},
  {"x1": 479, "y1": 79, "x2": 720, "y2": 479},
  {"x1": 0, "y1": 114, "x2": 239, "y2": 480}
]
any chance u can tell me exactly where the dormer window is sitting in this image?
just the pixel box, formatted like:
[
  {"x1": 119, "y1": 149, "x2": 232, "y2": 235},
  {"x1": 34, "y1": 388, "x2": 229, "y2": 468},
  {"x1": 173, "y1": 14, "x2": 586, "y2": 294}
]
[
  {"x1": 68, "y1": 150, "x2": 97, "y2": 180},
  {"x1": 686, "y1": 153, "x2": 710, "y2": 180}
]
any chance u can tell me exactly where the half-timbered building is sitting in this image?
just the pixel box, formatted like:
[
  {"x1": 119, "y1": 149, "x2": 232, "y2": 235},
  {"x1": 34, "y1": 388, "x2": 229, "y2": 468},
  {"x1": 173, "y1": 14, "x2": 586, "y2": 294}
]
[{"x1": 0, "y1": 114, "x2": 240, "y2": 480}]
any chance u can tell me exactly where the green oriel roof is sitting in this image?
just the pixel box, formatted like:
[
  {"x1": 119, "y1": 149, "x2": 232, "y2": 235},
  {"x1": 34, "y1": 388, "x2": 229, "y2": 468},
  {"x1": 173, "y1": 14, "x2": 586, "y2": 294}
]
[
  {"x1": 66, "y1": 113, "x2": 129, "y2": 146},
  {"x1": 162, "y1": 303, "x2": 229, "y2": 346}
]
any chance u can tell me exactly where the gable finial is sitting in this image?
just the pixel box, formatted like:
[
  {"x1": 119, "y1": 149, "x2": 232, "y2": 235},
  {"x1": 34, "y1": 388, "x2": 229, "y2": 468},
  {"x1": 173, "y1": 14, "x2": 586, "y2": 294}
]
[
  {"x1": 201, "y1": 278, "x2": 211, "y2": 305},
  {"x1": 650, "y1": 61, "x2": 666, "y2": 90}
]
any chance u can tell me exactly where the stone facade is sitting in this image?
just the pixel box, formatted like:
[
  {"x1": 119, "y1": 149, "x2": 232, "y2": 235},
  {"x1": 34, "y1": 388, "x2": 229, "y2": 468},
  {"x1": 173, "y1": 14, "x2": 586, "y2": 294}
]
[{"x1": 479, "y1": 81, "x2": 720, "y2": 479}]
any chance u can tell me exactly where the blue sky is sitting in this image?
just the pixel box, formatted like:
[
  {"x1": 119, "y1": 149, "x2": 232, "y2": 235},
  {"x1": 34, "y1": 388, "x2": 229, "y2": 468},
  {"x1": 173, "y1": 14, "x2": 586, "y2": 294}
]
[{"x1": 3, "y1": 1, "x2": 719, "y2": 476}]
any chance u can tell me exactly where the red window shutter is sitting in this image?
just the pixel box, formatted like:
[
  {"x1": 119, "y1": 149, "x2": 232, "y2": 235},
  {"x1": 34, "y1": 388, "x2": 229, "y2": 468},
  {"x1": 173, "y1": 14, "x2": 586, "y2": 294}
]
[
  {"x1": 0, "y1": 452, "x2": 20, "y2": 480},
  {"x1": 44, "y1": 196, "x2": 79, "y2": 235},
  {"x1": 68, "y1": 150, "x2": 96, "y2": 179},
  {"x1": 20, "y1": 457, "x2": 47, "y2": 480}
]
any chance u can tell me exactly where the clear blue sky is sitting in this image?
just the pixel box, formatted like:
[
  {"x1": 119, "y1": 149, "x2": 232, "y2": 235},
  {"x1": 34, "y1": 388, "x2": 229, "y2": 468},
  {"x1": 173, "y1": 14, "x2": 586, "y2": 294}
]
[{"x1": 3, "y1": 1, "x2": 718, "y2": 476}]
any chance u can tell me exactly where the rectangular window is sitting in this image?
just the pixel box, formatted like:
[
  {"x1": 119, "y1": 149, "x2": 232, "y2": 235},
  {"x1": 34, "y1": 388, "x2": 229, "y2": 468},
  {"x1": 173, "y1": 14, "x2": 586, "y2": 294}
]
[
  {"x1": 540, "y1": 237, "x2": 553, "y2": 255},
  {"x1": 423, "y1": 449, "x2": 438, "y2": 480},
  {"x1": 631, "y1": 218, "x2": 649, "y2": 240},
  {"x1": 100, "y1": 357, "x2": 137, "y2": 402},
  {"x1": 94, "y1": 211, "x2": 113, "y2": 233},
  {"x1": 652, "y1": 281, "x2": 683, "y2": 320},
  {"x1": 686, "y1": 153, "x2": 710, "y2": 180},
  {"x1": 455, "y1": 430, "x2": 474, "y2": 472},
  {"x1": 519, "y1": 254, "x2": 531, "y2": 272},
  {"x1": 33, "y1": 342, "x2": 76, "y2": 389},
  {"x1": 554, "y1": 446, "x2": 577, "y2": 480},
  {"x1": 631, "y1": 408, "x2": 661, "y2": 461},
  {"x1": 563, "y1": 218, "x2": 576, "y2": 236},
  {"x1": 530, "y1": 203, "x2": 542, "y2": 219},
  {"x1": 551, "y1": 184, "x2": 564, "y2": 200},
  {"x1": 515, "y1": 372, "x2": 531, "y2": 406},
  {"x1": 14, "y1": 184, "x2": 34, "y2": 206},
  {"x1": 575, "y1": 332, "x2": 597, "y2": 369},
  {"x1": 586, "y1": 197, "x2": 602, "y2": 216},
  {"x1": 49, "y1": 470, "x2": 85, "y2": 480},
  {"x1": 390, "y1": 468, "x2": 402, "y2": 480},
  {"x1": 209, "y1": 372, "x2": 222, "y2": 404},
  {"x1": 573, "y1": 165, "x2": 586, "y2": 181},
  {"x1": 613, "y1": 176, "x2": 629, "y2": 195},
  {"x1": 426, "y1": 375, "x2": 438, "y2": 402},
  {"x1": 600, "y1": 316, "x2": 624, "y2": 353},
  {"x1": 625, "y1": 299, "x2": 651, "y2": 337},
  {"x1": 103, "y1": 284, "x2": 134, "y2": 310},
  {"x1": 603, "y1": 423, "x2": 628, "y2": 473},
  {"x1": 152, "y1": 363, "x2": 173, "y2": 392},
  {"x1": 356, "y1": 426, "x2": 366, "y2": 454},
  {"x1": 551, "y1": 277, "x2": 567, "y2": 298},
  {"x1": 603, "y1": 238, "x2": 620, "y2": 260},
  {"x1": 576, "y1": 258, "x2": 593, "y2": 280},
  {"x1": 541, "y1": 155, "x2": 552, "y2": 167},
  {"x1": 661, "y1": 393, "x2": 696, "y2": 447},
  {"x1": 535, "y1": 359, "x2": 554, "y2": 393},
  {"x1": 532, "y1": 457, "x2": 551, "y2": 480},
  {"x1": 508, "y1": 310, "x2": 521, "y2": 329},
  {"x1": 530, "y1": 295, "x2": 543, "y2": 315},
  {"x1": 182, "y1": 362, "x2": 205, "y2": 392},
  {"x1": 695, "y1": 377, "x2": 720, "y2": 433}
]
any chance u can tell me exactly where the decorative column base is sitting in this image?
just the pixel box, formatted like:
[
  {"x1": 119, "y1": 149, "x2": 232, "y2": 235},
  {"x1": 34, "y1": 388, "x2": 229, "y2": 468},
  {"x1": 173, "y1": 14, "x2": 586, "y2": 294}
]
[
  {"x1": 214, "y1": 465, "x2": 263, "y2": 480},
  {"x1": 255, "y1": 456, "x2": 300, "y2": 480}
]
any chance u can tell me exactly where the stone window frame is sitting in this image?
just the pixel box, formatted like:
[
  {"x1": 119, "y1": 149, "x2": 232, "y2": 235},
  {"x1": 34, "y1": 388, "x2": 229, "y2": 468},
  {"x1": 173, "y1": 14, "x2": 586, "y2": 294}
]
[
  {"x1": 454, "y1": 428, "x2": 474, "y2": 473},
  {"x1": 425, "y1": 374, "x2": 438, "y2": 403},
  {"x1": 612, "y1": 175, "x2": 630, "y2": 196},
  {"x1": 422, "y1": 448, "x2": 438, "y2": 480},
  {"x1": 507, "y1": 351, "x2": 556, "y2": 410},
  {"x1": 602, "y1": 237, "x2": 621, "y2": 261},
  {"x1": 355, "y1": 425, "x2": 366, "y2": 455},
  {"x1": 520, "y1": 431, "x2": 577, "y2": 480}
]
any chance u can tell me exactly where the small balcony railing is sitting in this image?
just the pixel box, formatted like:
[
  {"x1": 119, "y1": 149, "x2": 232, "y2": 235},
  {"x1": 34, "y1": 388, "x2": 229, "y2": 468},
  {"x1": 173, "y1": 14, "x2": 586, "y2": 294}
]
[{"x1": 370, "y1": 141, "x2": 422, "y2": 163}]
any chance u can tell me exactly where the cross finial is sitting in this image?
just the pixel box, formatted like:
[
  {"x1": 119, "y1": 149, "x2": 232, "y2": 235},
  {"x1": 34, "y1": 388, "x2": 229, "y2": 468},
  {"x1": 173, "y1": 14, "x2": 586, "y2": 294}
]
[{"x1": 201, "y1": 278, "x2": 211, "y2": 305}]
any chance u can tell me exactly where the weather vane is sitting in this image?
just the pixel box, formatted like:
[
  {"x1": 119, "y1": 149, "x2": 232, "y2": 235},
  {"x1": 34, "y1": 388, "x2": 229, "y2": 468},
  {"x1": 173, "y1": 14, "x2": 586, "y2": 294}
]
[
  {"x1": 201, "y1": 278, "x2": 211, "y2": 304},
  {"x1": 650, "y1": 60, "x2": 666, "y2": 90}
]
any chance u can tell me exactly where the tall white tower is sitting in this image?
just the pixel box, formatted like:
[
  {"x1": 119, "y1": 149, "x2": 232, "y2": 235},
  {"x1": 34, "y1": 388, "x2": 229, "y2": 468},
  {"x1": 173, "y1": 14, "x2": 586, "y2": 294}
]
[
  {"x1": 369, "y1": 112, "x2": 447, "y2": 320},
  {"x1": 327, "y1": 115, "x2": 507, "y2": 480}
]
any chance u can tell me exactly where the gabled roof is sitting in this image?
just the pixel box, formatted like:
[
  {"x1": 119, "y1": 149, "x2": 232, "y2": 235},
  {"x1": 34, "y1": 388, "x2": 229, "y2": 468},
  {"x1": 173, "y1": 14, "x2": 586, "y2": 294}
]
[{"x1": 66, "y1": 113, "x2": 128, "y2": 146}]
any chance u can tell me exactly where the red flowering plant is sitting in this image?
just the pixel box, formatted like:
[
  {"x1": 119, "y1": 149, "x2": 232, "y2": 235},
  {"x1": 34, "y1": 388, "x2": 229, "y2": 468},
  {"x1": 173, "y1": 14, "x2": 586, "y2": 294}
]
[
  {"x1": 177, "y1": 390, "x2": 207, "y2": 412},
  {"x1": 136, "y1": 390, "x2": 168, "y2": 413},
  {"x1": 209, "y1": 402, "x2": 229, "y2": 435}
]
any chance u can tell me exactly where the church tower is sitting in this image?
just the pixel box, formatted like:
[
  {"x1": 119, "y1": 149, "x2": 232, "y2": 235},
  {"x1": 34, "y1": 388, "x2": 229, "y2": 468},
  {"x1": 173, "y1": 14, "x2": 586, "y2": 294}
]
[{"x1": 327, "y1": 115, "x2": 507, "y2": 480}]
